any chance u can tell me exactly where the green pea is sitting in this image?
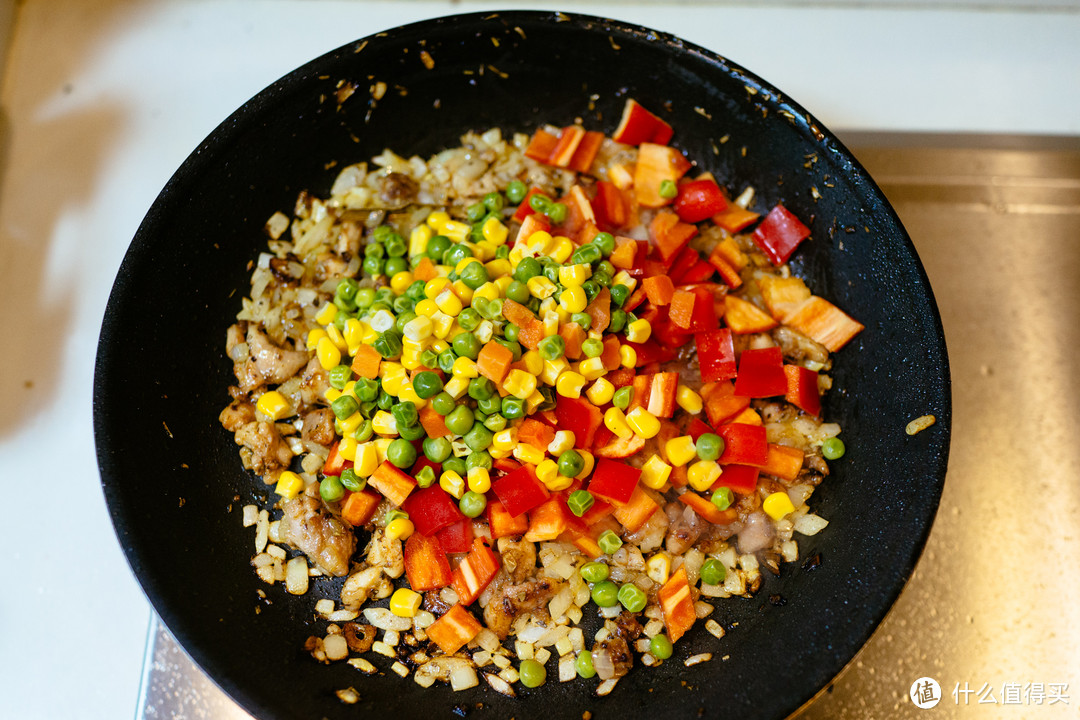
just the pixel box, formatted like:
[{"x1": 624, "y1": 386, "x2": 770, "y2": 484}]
[
  {"x1": 457, "y1": 307, "x2": 481, "y2": 332},
  {"x1": 431, "y1": 391, "x2": 456, "y2": 416},
  {"x1": 609, "y1": 284, "x2": 630, "y2": 308},
  {"x1": 501, "y1": 396, "x2": 525, "y2": 420},
  {"x1": 495, "y1": 244, "x2": 510, "y2": 260},
  {"x1": 463, "y1": 423, "x2": 493, "y2": 452},
  {"x1": 353, "y1": 419, "x2": 373, "y2": 443},
  {"x1": 385, "y1": 234, "x2": 407, "y2": 258},
  {"x1": 659, "y1": 179, "x2": 678, "y2": 199},
  {"x1": 518, "y1": 658, "x2": 546, "y2": 688},
  {"x1": 477, "y1": 297, "x2": 503, "y2": 321},
  {"x1": 696, "y1": 433, "x2": 724, "y2": 461},
  {"x1": 398, "y1": 422, "x2": 426, "y2": 441},
  {"x1": 391, "y1": 401, "x2": 418, "y2": 429},
  {"x1": 575, "y1": 651, "x2": 596, "y2": 679},
  {"x1": 558, "y1": 450, "x2": 584, "y2": 479},
  {"x1": 612, "y1": 386, "x2": 634, "y2": 411},
  {"x1": 362, "y1": 255, "x2": 385, "y2": 277},
  {"x1": 591, "y1": 580, "x2": 619, "y2": 607},
  {"x1": 546, "y1": 202, "x2": 568, "y2": 225},
  {"x1": 711, "y1": 486, "x2": 734, "y2": 511},
  {"x1": 570, "y1": 312, "x2": 592, "y2": 331},
  {"x1": 591, "y1": 232, "x2": 615, "y2": 256},
  {"x1": 597, "y1": 530, "x2": 623, "y2": 555},
  {"x1": 427, "y1": 235, "x2": 452, "y2": 262},
  {"x1": 529, "y1": 193, "x2": 552, "y2": 214},
  {"x1": 445, "y1": 405, "x2": 475, "y2": 436},
  {"x1": 580, "y1": 561, "x2": 609, "y2": 583},
  {"x1": 581, "y1": 338, "x2": 603, "y2": 358},
  {"x1": 571, "y1": 244, "x2": 602, "y2": 265},
  {"x1": 465, "y1": 450, "x2": 493, "y2": 472},
  {"x1": 364, "y1": 242, "x2": 385, "y2": 259},
  {"x1": 505, "y1": 279, "x2": 530, "y2": 304},
  {"x1": 617, "y1": 583, "x2": 647, "y2": 613},
  {"x1": 466, "y1": 202, "x2": 487, "y2": 224},
  {"x1": 459, "y1": 490, "x2": 487, "y2": 519},
  {"x1": 387, "y1": 438, "x2": 417, "y2": 469},
  {"x1": 384, "y1": 256, "x2": 408, "y2": 277},
  {"x1": 453, "y1": 332, "x2": 481, "y2": 361},
  {"x1": 331, "y1": 395, "x2": 359, "y2": 420},
  {"x1": 394, "y1": 310, "x2": 417, "y2": 335},
  {"x1": 538, "y1": 335, "x2": 565, "y2": 361},
  {"x1": 477, "y1": 394, "x2": 502, "y2": 415},
  {"x1": 375, "y1": 287, "x2": 395, "y2": 305},
  {"x1": 493, "y1": 337, "x2": 522, "y2": 362},
  {"x1": 607, "y1": 309, "x2": 628, "y2": 333},
  {"x1": 482, "y1": 191, "x2": 505, "y2": 214},
  {"x1": 319, "y1": 475, "x2": 346, "y2": 503},
  {"x1": 359, "y1": 400, "x2": 377, "y2": 418},
  {"x1": 514, "y1": 257, "x2": 542, "y2": 282},
  {"x1": 336, "y1": 276, "x2": 359, "y2": 301},
  {"x1": 502, "y1": 322, "x2": 520, "y2": 343},
  {"x1": 354, "y1": 378, "x2": 378, "y2": 402},
  {"x1": 443, "y1": 244, "x2": 472, "y2": 268},
  {"x1": 412, "y1": 371, "x2": 444, "y2": 400},
  {"x1": 392, "y1": 294, "x2": 416, "y2": 315},
  {"x1": 385, "y1": 508, "x2": 409, "y2": 524},
  {"x1": 339, "y1": 468, "x2": 365, "y2": 492},
  {"x1": 406, "y1": 280, "x2": 428, "y2": 302},
  {"x1": 526, "y1": 296, "x2": 541, "y2": 314},
  {"x1": 537, "y1": 386, "x2": 557, "y2": 412},
  {"x1": 700, "y1": 558, "x2": 727, "y2": 586},
  {"x1": 542, "y1": 263, "x2": 560, "y2": 283},
  {"x1": 822, "y1": 437, "x2": 846, "y2": 460},
  {"x1": 461, "y1": 261, "x2": 489, "y2": 290},
  {"x1": 506, "y1": 180, "x2": 527, "y2": 204},
  {"x1": 416, "y1": 465, "x2": 436, "y2": 488},
  {"x1": 372, "y1": 331, "x2": 402, "y2": 360},
  {"x1": 649, "y1": 634, "x2": 673, "y2": 660},
  {"x1": 437, "y1": 349, "x2": 457, "y2": 374},
  {"x1": 443, "y1": 456, "x2": 467, "y2": 477},
  {"x1": 354, "y1": 287, "x2": 376, "y2": 310},
  {"x1": 466, "y1": 377, "x2": 493, "y2": 402},
  {"x1": 376, "y1": 388, "x2": 394, "y2": 411},
  {"x1": 566, "y1": 489, "x2": 593, "y2": 517},
  {"x1": 372, "y1": 225, "x2": 395, "y2": 243},
  {"x1": 424, "y1": 436, "x2": 453, "y2": 463},
  {"x1": 327, "y1": 364, "x2": 352, "y2": 390},
  {"x1": 581, "y1": 280, "x2": 600, "y2": 301}
]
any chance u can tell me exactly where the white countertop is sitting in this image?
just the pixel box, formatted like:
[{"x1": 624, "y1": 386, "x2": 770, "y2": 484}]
[{"x1": 1, "y1": 2, "x2": 1078, "y2": 718}]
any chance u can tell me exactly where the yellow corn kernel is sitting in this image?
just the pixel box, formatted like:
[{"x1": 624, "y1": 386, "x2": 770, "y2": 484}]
[
  {"x1": 452, "y1": 356, "x2": 479, "y2": 379},
  {"x1": 640, "y1": 454, "x2": 673, "y2": 490},
  {"x1": 343, "y1": 380, "x2": 360, "y2": 401},
  {"x1": 325, "y1": 324, "x2": 348, "y2": 353},
  {"x1": 508, "y1": 245, "x2": 526, "y2": 266},
  {"x1": 619, "y1": 344, "x2": 637, "y2": 368},
  {"x1": 467, "y1": 467, "x2": 492, "y2": 494},
  {"x1": 256, "y1": 390, "x2": 291, "y2": 420},
  {"x1": 503, "y1": 369, "x2": 537, "y2": 400},
  {"x1": 527, "y1": 230, "x2": 553, "y2": 254},
  {"x1": 576, "y1": 449, "x2": 595, "y2": 479},
  {"x1": 474, "y1": 240, "x2": 497, "y2": 262},
  {"x1": 763, "y1": 491, "x2": 796, "y2": 520},
  {"x1": 426, "y1": 210, "x2": 451, "y2": 232},
  {"x1": 403, "y1": 315, "x2": 434, "y2": 342},
  {"x1": 415, "y1": 298, "x2": 439, "y2": 318},
  {"x1": 306, "y1": 327, "x2": 328, "y2": 351},
  {"x1": 527, "y1": 276, "x2": 558, "y2": 300},
  {"x1": 455, "y1": 257, "x2": 482, "y2": 274},
  {"x1": 338, "y1": 436, "x2": 359, "y2": 462},
  {"x1": 586, "y1": 377, "x2": 615, "y2": 406},
  {"x1": 391, "y1": 269, "x2": 415, "y2": 294},
  {"x1": 535, "y1": 459, "x2": 558, "y2": 486},
  {"x1": 540, "y1": 357, "x2": 569, "y2": 386},
  {"x1": 381, "y1": 371, "x2": 408, "y2": 396},
  {"x1": 558, "y1": 264, "x2": 592, "y2": 287},
  {"x1": 625, "y1": 318, "x2": 652, "y2": 344},
  {"x1": 431, "y1": 311, "x2": 455, "y2": 339},
  {"x1": 519, "y1": 350, "x2": 544, "y2": 376},
  {"x1": 452, "y1": 279, "x2": 475, "y2": 303},
  {"x1": 485, "y1": 258, "x2": 512, "y2": 279},
  {"x1": 494, "y1": 275, "x2": 513, "y2": 294},
  {"x1": 675, "y1": 384, "x2": 704, "y2": 415},
  {"x1": 429, "y1": 338, "x2": 450, "y2": 354},
  {"x1": 442, "y1": 220, "x2": 471, "y2": 242},
  {"x1": 372, "y1": 410, "x2": 399, "y2": 436},
  {"x1": 474, "y1": 319, "x2": 494, "y2": 343},
  {"x1": 365, "y1": 309, "x2": 392, "y2": 334},
  {"x1": 688, "y1": 459, "x2": 722, "y2": 492},
  {"x1": 525, "y1": 389, "x2": 546, "y2": 412},
  {"x1": 354, "y1": 442, "x2": 379, "y2": 477},
  {"x1": 374, "y1": 437, "x2": 393, "y2": 464},
  {"x1": 555, "y1": 305, "x2": 572, "y2": 325},
  {"x1": 390, "y1": 587, "x2": 423, "y2": 618},
  {"x1": 440, "y1": 470, "x2": 466, "y2": 499},
  {"x1": 324, "y1": 387, "x2": 342, "y2": 403},
  {"x1": 542, "y1": 311, "x2": 560, "y2": 337},
  {"x1": 425, "y1": 277, "x2": 451, "y2": 300},
  {"x1": 482, "y1": 216, "x2": 509, "y2": 245},
  {"x1": 340, "y1": 411, "x2": 364, "y2": 435},
  {"x1": 645, "y1": 552, "x2": 672, "y2": 585},
  {"x1": 397, "y1": 384, "x2": 427, "y2": 409},
  {"x1": 555, "y1": 371, "x2": 587, "y2": 399},
  {"x1": 315, "y1": 303, "x2": 338, "y2": 325},
  {"x1": 361, "y1": 321, "x2": 380, "y2": 344},
  {"x1": 665, "y1": 435, "x2": 698, "y2": 467},
  {"x1": 473, "y1": 281, "x2": 501, "y2": 302},
  {"x1": 410, "y1": 223, "x2": 433, "y2": 255},
  {"x1": 435, "y1": 288, "x2": 464, "y2": 316},
  {"x1": 612, "y1": 270, "x2": 637, "y2": 293},
  {"x1": 538, "y1": 296, "x2": 558, "y2": 317},
  {"x1": 578, "y1": 357, "x2": 606, "y2": 381},
  {"x1": 545, "y1": 473, "x2": 574, "y2": 492},
  {"x1": 274, "y1": 470, "x2": 305, "y2": 499},
  {"x1": 549, "y1": 235, "x2": 574, "y2": 264},
  {"x1": 444, "y1": 375, "x2": 470, "y2": 399},
  {"x1": 626, "y1": 407, "x2": 661, "y2": 439},
  {"x1": 513, "y1": 443, "x2": 546, "y2": 466},
  {"x1": 385, "y1": 517, "x2": 415, "y2": 542},
  {"x1": 343, "y1": 318, "x2": 366, "y2": 348},
  {"x1": 559, "y1": 286, "x2": 588, "y2": 314},
  {"x1": 488, "y1": 446, "x2": 512, "y2": 460},
  {"x1": 317, "y1": 336, "x2": 342, "y2": 370},
  {"x1": 547, "y1": 431, "x2": 576, "y2": 456},
  {"x1": 492, "y1": 428, "x2": 518, "y2": 452},
  {"x1": 604, "y1": 407, "x2": 633, "y2": 439}
]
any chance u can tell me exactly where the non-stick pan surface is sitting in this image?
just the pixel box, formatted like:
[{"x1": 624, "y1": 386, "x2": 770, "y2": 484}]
[{"x1": 95, "y1": 11, "x2": 950, "y2": 720}]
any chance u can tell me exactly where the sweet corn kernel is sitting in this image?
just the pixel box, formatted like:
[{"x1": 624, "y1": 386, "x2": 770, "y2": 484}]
[
  {"x1": 555, "y1": 371, "x2": 587, "y2": 399},
  {"x1": 324, "y1": 387, "x2": 342, "y2": 403},
  {"x1": 317, "y1": 336, "x2": 342, "y2": 370},
  {"x1": 492, "y1": 428, "x2": 518, "y2": 452},
  {"x1": 431, "y1": 311, "x2": 455, "y2": 339},
  {"x1": 549, "y1": 236, "x2": 574, "y2": 264},
  {"x1": 451, "y1": 280, "x2": 474, "y2": 305},
  {"x1": 440, "y1": 470, "x2": 466, "y2": 499},
  {"x1": 275, "y1": 471, "x2": 304, "y2": 499},
  {"x1": 542, "y1": 311, "x2": 560, "y2": 337},
  {"x1": 488, "y1": 446, "x2": 512, "y2": 460},
  {"x1": 429, "y1": 339, "x2": 450, "y2": 354},
  {"x1": 586, "y1": 377, "x2": 616, "y2": 406},
  {"x1": 578, "y1": 357, "x2": 606, "y2": 381},
  {"x1": 538, "y1": 296, "x2": 558, "y2": 317},
  {"x1": 484, "y1": 258, "x2": 512, "y2": 279},
  {"x1": 415, "y1": 298, "x2": 439, "y2": 318},
  {"x1": 467, "y1": 467, "x2": 492, "y2": 494},
  {"x1": 503, "y1": 369, "x2": 537, "y2": 400},
  {"x1": 435, "y1": 288, "x2": 464, "y2": 316},
  {"x1": 361, "y1": 322, "x2": 380, "y2": 344},
  {"x1": 386, "y1": 517, "x2": 415, "y2": 541},
  {"x1": 425, "y1": 277, "x2": 451, "y2": 300},
  {"x1": 612, "y1": 270, "x2": 637, "y2": 293},
  {"x1": 640, "y1": 455, "x2": 673, "y2": 490},
  {"x1": 520, "y1": 350, "x2": 544, "y2": 376},
  {"x1": 508, "y1": 245, "x2": 526, "y2": 265},
  {"x1": 342, "y1": 380, "x2": 359, "y2": 401},
  {"x1": 558, "y1": 264, "x2": 592, "y2": 287},
  {"x1": 625, "y1": 318, "x2": 652, "y2": 344},
  {"x1": 576, "y1": 449, "x2": 595, "y2": 479},
  {"x1": 675, "y1": 384, "x2": 704, "y2": 415},
  {"x1": 535, "y1": 459, "x2": 558, "y2": 486},
  {"x1": 559, "y1": 286, "x2": 588, "y2": 314},
  {"x1": 645, "y1": 552, "x2": 672, "y2": 585},
  {"x1": 452, "y1": 356, "x2": 479, "y2": 379},
  {"x1": 372, "y1": 411, "x2": 399, "y2": 436},
  {"x1": 354, "y1": 442, "x2": 379, "y2": 477},
  {"x1": 390, "y1": 587, "x2": 423, "y2": 618},
  {"x1": 315, "y1": 303, "x2": 338, "y2": 325},
  {"x1": 403, "y1": 315, "x2": 434, "y2": 342},
  {"x1": 340, "y1": 411, "x2": 364, "y2": 435},
  {"x1": 444, "y1": 375, "x2": 470, "y2": 399},
  {"x1": 688, "y1": 460, "x2": 722, "y2": 492},
  {"x1": 426, "y1": 210, "x2": 451, "y2": 231},
  {"x1": 481, "y1": 216, "x2": 509, "y2": 245},
  {"x1": 306, "y1": 327, "x2": 328, "y2": 351},
  {"x1": 338, "y1": 437, "x2": 359, "y2": 462},
  {"x1": 325, "y1": 324, "x2": 348, "y2": 353},
  {"x1": 619, "y1": 344, "x2": 637, "y2": 368},
  {"x1": 665, "y1": 436, "x2": 698, "y2": 467},
  {"x1": 626, "y1": 407, "x2": 661, "y2": 439},
  {"x1": 381, "y1": 371, "x2": 408, "y2": 396},
  {"x1": 410, "y1": 223, "x2": 433, "y2": 255},
  {"x1": 527, "y1": 276, "x2": 558, "y2": 300},
  {"x1": 455, "y1": 257, "x2": 482, "y2": 274},
  {"x1": 555, "y1": 305, "x2": 572, "y2": 325},
  {"x1": 539, "y1": 432, "x2": 570, "y2": 458},
  {"x1": 474, "y1": 319, "x2": 495, "y2": 343},
  {"x1": 390, "y1": 271, "x2": 415, "y2": 295},
  {"x1": 442, "y1": 220, "x2": 471, "y2": 242},
  {"x1": 525, "y1": 390, "x2": 546, "y2": 412},
  {"x1": 527, "y1": 230, "x2": 553, "y2": 254},
  {"x1": 763, "y1": 491, "x2": 796, "y2": 520},
  {"x1": 397, "y1": 384, "x2": 427, "y2": 409},
  {"x1": 374, "y1": 437, "x2": 393, "y2": 464},
  {"x1": 256, "y1": 390, "x2": 291, "y2": 420},
  {"x1": 545, "y1": 473, "x2": 574, "y2": 492},
  {"x1": 513, "y1": 443, "x2": 546, "y2": 466},
  {"x1": 474, "y1": 281, "x2": 501, "y2": 302},
  {"x1": 604, "y1": 407, "x2": 633, "y2": 439},
  {"x1": 540, "y1": 357, "x2": 569, "y2": 386},
  {"x1": 343, "y1": 318, "x2": 365, "y2": 348},
  {"x1": 494, "y1": 275, "x2": 513, "y2": 294}
]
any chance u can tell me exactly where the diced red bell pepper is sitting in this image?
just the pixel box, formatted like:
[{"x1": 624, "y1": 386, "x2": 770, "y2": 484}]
[
  {"x1": 713, "y1": 202, "x2": 760, "y2": 234},
  {"x1": 678, "y1": 491, "x2": 737, "y2": 525},
  {"x1": 717, "y1": 424, "x2": 769, "y2": 466},
  {"x1": 751, "y1": 203, "x2": 811, "y2": 266},
  {"x1": 491, "y1": 465, "x2": 550, "y2": 518},
  {"x1": 436, "y1": 517, "x2": 474, "y2": 554},
  {"x1": 554, "y1": 395, "x2": 605, "y2": 449},
  {"x1": 673, "y1": 178, "x2": 728, "y2": 223},
  {"x1": 426, "y1": 604, "x2": 482, "y2": 655},
  {"x1": 679, "y1": 258, "x2": 716, "y2": 285},
  {"x1": 487, "y1": 499, "x2": 529, "y2": 539},
  {"x1": 665, "y1": 245, "x2": 701, "y2": 284},
  {"x1": 624, "y1": 339, "x2": 676, "y2": 367},
  {"x1": 612, "y1": 484, "x2": 660, "y2": 533},
  {"x1": 645, "y1": 372, "x2": 679, "y2": 418},
  {"x1": 784, "y1": 364, "x2": 821, "y2": 416},
  {"x1": 649, "y1": 210, "x2": 698, "y2": 263},
  {"x1": 593, "y1": 432, "x2": 647, "y2": 460},
  {"x1": 668, "y1": 286, "x2": 719, "y2": 333},
  {"x1": 404, "y1": 532, "x2": 453, "y2": 592},
  {"x1": 402, "y1": 484, "x2": 466, "y2": 537},
  {"x1": 695, "y1": 328, "x2": 737, "y2": 383},
  {"x1": 524, "y1": 496, "x2": 569, "y2": 542},
  {"x1": 701, "y1": 381, "x2": 751, "y2": 427},
  {"x1": 524, "y1": 129, "x2": 559, "y2": 163},
  {"x1": 492, "y1": 457, "x2": 521, "y2": 475},
  {"x1": 592, "y1": 180, "x2": 628, "y2": 231},
  {"x1": 451, "y1": 538, "x2": 501, "y2": 605},
  {"x1": 588, "y1": 458, "x2": 642, "y2": 505},
  {"x1": 580, "y1": 497, "x2": 615, "y2": 525},
  {"x1": 567, "y1": 130, "x2": 605, "y2": 174},
  {"x1": 713, "y1": 463, "x2": 760, "y2": 495},
  {"x1": 548, "y1": 125, "x2": 586, "y2": 168},
  {"x1": 658, "y1": 566, "x2": 696, "y2": 643},
  {"x1": 733, "y1": 347, "x2": 787, "y2": 398},
  {"x1": 611, "y1": 98, "x2": 674, "y2": 146},
  {"x1": 584, "y1": 287, "x2": 611, "y2": 334},
  {"x1": 687, "y1": 416, "x2": 716, "y2": 442},
  {"x1": 322, "y1": 440, "x2": 349, "y2": 476}
]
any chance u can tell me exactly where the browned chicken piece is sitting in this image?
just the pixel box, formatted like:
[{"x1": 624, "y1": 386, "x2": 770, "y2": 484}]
[
  {"x1": 233, "y1": 420, "x2": 293, "y2": 475},
  {"x1": 301, "y1": 408, "x2": 336, "y2": 447},
  {"x1": 378, "y1": 172, "x2": 418, "y2": 207},
  {"x1": 279, "y1": 495, "x2": 356, "y2": 577},
  {"x1": 664, "y1": 501, "x2": 705, "y2": 556},
  {"x1": 219, "y1": 399, "x2": 255, "y2": 432},
  {"x1": 496, "y1": 537, "x2": 537, "y2": 584},
  {"x1": 300, "y1": 357, "x2": 330, "y2": 407},
  {"x1": 483, "y1": 577, "x2": 563, "y2": 639},
  {"x1": 246, "y1": 326, "x2": 309, "y2": 385}
]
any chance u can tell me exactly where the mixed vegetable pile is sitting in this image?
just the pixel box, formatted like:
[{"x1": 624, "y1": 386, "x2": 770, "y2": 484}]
[{"x1": 228, "y1": 97, "x2": 863, "y2": 696}]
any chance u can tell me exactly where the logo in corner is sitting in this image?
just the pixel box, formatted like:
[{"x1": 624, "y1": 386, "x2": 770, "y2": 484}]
[{"x1": 911, "y1": 677, "x2": 942, "y2": 709}]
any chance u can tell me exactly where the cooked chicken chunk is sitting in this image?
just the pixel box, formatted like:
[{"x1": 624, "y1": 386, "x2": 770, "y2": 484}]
[{"x1": 279, "y1": 495, "x2": 356, "y2": 577}]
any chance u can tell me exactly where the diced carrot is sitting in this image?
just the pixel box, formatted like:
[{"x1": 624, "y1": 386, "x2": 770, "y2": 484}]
[
  {"x1": 477, "y1": 340, "x2": 514, "y2": 384},
  {"x1": 668, "y1": 289, "x2": 697, "y2": 330},
  {"x1": 612, "y1": 485, "x2": 660, "y2": 533},
  {"x1": 728, "y1": 407, "x2": 763, "y2": 426},
  {"x1": 501, "y1": 298, "x2": 545, "y2": 350},
  {"x1": 724, "y1": 295, "x2": 779, "y2": 334},
  {"x1": 649, "y1": 210, "x2": 698, "y2": 263},
  {"x1": 404, "y1": 532, "x2": 453, "y2": 592},
  {"x1": 678, "y1": 491, "x2": 738, "y2": 525},
  {"x1": 584, "y1": 287, "x2": 611, "y2": 334},
  {"x1": 658, "y1": 566, "x2": 697, "y2": 643},
  {"x1": 642, "y1": 274, "x2": 675, "y2": 306},
  {"x1": 524, "y1": 497, "x2": 569, "y2": 542},
  {"x1": 713, "y1": 203, "x2": 760, "y2": 234},
  {"x1": 412, "y1": 255, "x2": 439, "y2": 282},
  {"x1": 518, "y1": 418, "x2": 556, "y2": 451},
  {"x1": 487, "y1": 499, "x2": 529, "y2": 539},
  {"x1": 646, "y1": 372, "x2": 679, "y2": 418},
  {"x1": 758, "y1": 444, "x2": 805, "y2": 481},
  {"x1": 707, "y1": 246, "x2": 743, "y2": 289},
  {"x1": 350, "y1": 343, "x2": 382, "y2": 380},
  {"x1": 700, "y1": 381, "x2": 751, "y2": 427},
  {"x1": 567, "y1": 130, "x2": 605, "y2": 174},
  {"x1": 559, "y1": 322, "x2": 586, "y2": 360},
  {"x1": 783, "y1": 296, "x2": 865, "y2": 352},
  {"x1": 548, "y1": 125, "x2": 586, "y2": 168},
  {"x1": 418, "y1": 404, "x2": 451, "y2": 439},
  {"x1": 451, "y1": 538, "x2": 501, "y2": 605},
  {"x1": 426, "y1": 604, "x2": 483, "y2": 655},
  {"x1": 368, "y1": 460, "x2": 417, "y2": 506},
  {"x1": 340, "y1": 489, "x2": 381, "y2": 527},
  {"x1": 597, "y1": 335, "x2": 621, "y2": 372},
  {"x1": 570, "y1": 533, "x2": 603, "y2": 559},
  {"x1": 634, "y1": 143, "x2": 692, "y2": 208},
  {"x1": 524, "y1": 128, "x2": 559, "y2": 162},
  {"x1": 629, "y1": 374, "x2": 651, "y2": 412},
  {"x1": 609, "y1": 235, "x2": 638, "y2": 269},
  {"x1": 668, "y1": 463, "x2": 688, "y2": 488}
]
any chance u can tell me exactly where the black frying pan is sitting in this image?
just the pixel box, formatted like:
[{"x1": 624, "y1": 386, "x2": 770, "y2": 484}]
[{"x1": 94, "y1": 11, "x2": 950, "y2": 720}]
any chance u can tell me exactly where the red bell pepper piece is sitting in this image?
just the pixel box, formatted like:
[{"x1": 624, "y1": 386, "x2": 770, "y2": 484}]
[
  {"x1": 679, "y1": 258, "x2": 716, "y2": 285},
  {"x1": 612, "y1": 484, "x2": 660, "y2": 533},
  {"x1": 491, "y1": 465, "x2": 550, "y2": 518},
  {"x1": 404, "y1": 532, "x2": 453, "y2": 592},
  {"x1": 701, "y1": 380, "x2": 752, "y2": 427},
  {"x1": 451, "y1": 538, "x2": 501, "y2": 605},
  {"x1": 548, "y1": 126, "x2": 586, "y2": 168},
  {"x1": 666, "y1": 245, "x2": 701, "y2": 284},
  {"x1": 624, "y1": 339, "x2": 676, "y2": 367},
  {"x1": 512, "y1": 186, "x2": 549, "y2": 222},
  {"x1": 524, "y1": 496, "x2": 570, "y2": 542},
  {"x1": 321, "y1": 440, "x2": 350, "y2": 476},
  {"x1": 426, "y1": 604, "x2": 482, "y2": 655},
  {"x1": 751, "y1": 203, "x2": 811, "y2": 266},
  {"x1": 649, "y1": 210, "x2": 698, "y2": 263},
  {"x1": 674, "y1": 178, "x2": 728, "y2": 223},
  {"x1": 592, "y1": 180, "x2": 628, "y2": 231},
  {"x1": 487, "y1": 499, "x2": 529, "y2": 539},
  {"x1": 687, "y1": 416, "x2": 716, "y2": 442},
  {"x1": 588, "y1": 458, "x2": 642, "y2": 505},
  {"x1": 713, "y1": 463, "x2": 760, "y2": 495},
  {"x1": 611, "y1": 98, "x2": 674, "y2": 146},
  {"x1": 402, "y1": 484, "x2": 465, "y2": 537},
  {"x1": 524, "y1": 129, "x2": 559, "y2": 163},
  {"x1": 695, "y1": 328, "x2": 737, "y2": 383},
  {"x1": 658, "y1": 566, "x2": 696, "y2": 643},
  {"x1": 645, "y1": 372, "x2": 680, "y2": 418},
  {"x1": 554, "y1": 395, "x2": 605, "y2": 449},
  {"x1": 717, "y1": 424, "x2": 769, "y2": 466},
  {"x1": 436, "y1": 517, "x2": 474, "y2": 554},
  {"x1": 678, "y1": 491, "x2": 737, "y2": 525},
  {"x1": 567, "y1": 130, "x2": 605, "y2": 174},
  {"x1": 669, "y1": 286, "x2": 719, "y2": 333},
  {"x1": 733, "y1": 347, "x2": 787, "y2": 398},
  {"x1": 784, "y1": 364, "x2": 821, "y2": 416}
]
